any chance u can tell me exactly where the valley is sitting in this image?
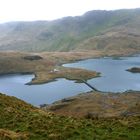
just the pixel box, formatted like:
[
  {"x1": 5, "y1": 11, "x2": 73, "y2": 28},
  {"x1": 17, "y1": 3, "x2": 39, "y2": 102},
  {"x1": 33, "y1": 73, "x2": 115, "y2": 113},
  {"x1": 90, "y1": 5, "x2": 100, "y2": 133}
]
[
  {"x1": 0, "y1": 51, "x2": 139, "y2": 139},
  {"x1": 0, "y1": 8, "x2": 140, "y2": 140}
]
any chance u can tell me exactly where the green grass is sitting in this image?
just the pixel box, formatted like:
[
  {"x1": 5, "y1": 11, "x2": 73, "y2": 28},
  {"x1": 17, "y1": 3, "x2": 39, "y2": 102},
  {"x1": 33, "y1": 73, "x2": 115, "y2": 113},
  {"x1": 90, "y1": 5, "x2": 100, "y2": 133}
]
[{"x1": 0, "y1": 93, "x2": 140, "y2": 140}]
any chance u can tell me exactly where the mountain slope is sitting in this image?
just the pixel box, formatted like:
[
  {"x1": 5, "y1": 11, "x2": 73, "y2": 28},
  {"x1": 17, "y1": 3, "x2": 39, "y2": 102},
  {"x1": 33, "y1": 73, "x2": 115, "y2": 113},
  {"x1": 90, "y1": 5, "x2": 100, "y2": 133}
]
[
  {"x1": 0, "y1": 8, "x2": 140, "y2": 53},
  {"x1": 0, "y1": 93, "x2": 140, "y2": 140}
]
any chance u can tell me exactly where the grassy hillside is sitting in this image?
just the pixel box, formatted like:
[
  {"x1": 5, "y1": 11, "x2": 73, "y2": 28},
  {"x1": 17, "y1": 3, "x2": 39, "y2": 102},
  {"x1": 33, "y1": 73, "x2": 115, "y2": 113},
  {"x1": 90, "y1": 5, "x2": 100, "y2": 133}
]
[
  {"x1": 0, "y1": 8, "x2": 140, "y2": 53},
  {"x1": 0, "y1": 93, "x2": 140, "y2": 140}
]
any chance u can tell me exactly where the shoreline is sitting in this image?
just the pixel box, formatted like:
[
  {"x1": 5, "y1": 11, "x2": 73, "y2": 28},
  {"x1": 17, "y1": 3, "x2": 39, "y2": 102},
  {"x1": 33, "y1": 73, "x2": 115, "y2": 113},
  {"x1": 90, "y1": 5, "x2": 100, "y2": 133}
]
[{"x1": 0, "y1": 51, "x2": 139, "y2": 85}]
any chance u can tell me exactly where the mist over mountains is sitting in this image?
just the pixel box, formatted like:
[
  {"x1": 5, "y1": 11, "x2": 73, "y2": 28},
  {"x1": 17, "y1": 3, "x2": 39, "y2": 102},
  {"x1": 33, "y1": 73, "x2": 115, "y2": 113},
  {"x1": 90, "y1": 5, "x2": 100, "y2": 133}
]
[{"x1": 0, "y1": 8, "x2": 140, "y2": 53}]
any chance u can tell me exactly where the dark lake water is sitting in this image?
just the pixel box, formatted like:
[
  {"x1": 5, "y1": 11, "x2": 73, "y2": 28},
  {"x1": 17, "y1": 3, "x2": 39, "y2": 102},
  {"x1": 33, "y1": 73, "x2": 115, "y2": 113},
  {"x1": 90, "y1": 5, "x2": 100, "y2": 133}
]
[{"x1": 0, "y1": 56, "x2": 140, "y2": 106}]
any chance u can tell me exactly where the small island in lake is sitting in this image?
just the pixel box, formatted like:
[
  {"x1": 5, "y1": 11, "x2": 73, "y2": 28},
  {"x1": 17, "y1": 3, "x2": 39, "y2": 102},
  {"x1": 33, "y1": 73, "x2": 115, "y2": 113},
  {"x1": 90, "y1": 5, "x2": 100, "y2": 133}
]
[{"x1": 127, "y1": 67, "x2": 140, "y2": 73}]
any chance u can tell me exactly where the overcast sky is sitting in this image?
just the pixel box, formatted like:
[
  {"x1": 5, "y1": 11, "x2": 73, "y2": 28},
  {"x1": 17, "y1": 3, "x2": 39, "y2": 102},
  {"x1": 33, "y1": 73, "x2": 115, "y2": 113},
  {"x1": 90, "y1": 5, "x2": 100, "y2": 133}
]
[{"x1": 0, "y1": 0, "x2": 140, "y2": 23}]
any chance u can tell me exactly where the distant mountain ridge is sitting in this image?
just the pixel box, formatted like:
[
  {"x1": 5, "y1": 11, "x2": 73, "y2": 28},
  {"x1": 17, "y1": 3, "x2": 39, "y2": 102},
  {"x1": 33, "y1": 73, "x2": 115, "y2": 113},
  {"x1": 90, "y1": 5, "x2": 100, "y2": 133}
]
[{"x1": 0, "y1": 8, "x2": 140, "y2": 53}]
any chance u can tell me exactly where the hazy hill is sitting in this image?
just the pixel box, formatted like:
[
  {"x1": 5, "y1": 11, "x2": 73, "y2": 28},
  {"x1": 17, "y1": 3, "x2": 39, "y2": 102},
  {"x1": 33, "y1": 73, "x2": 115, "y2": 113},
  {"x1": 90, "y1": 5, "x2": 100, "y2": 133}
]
[{"x1": 0, "y1": 8, "x2": 140, "y2": 53}]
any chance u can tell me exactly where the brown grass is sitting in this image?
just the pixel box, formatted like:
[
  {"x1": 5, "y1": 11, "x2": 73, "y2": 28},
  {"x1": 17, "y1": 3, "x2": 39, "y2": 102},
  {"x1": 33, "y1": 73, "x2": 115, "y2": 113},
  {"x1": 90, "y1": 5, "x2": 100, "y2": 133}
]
[
  {"x1": 0, "y1": 51, "x2": 101, "y2": 84},
  {"x1": 44, "y1": 91, "x2": 140, "y2": 118},
  {"x1": 0, "y1": 129, "x2": 28, "y2": 140}
]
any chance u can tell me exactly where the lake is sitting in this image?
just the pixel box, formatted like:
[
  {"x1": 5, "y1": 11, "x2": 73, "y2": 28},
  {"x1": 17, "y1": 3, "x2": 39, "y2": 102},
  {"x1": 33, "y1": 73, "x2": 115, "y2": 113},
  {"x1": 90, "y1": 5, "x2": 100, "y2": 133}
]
[
  {"x1": 0, "y1": 56, "x2": 140, "y2": 106},
  {"x1": 0, "y1": 74, "x2": 91, "y2": 106},
  {"x1": 64, "y1": 56, "x2": 140, "y2": 92}
]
